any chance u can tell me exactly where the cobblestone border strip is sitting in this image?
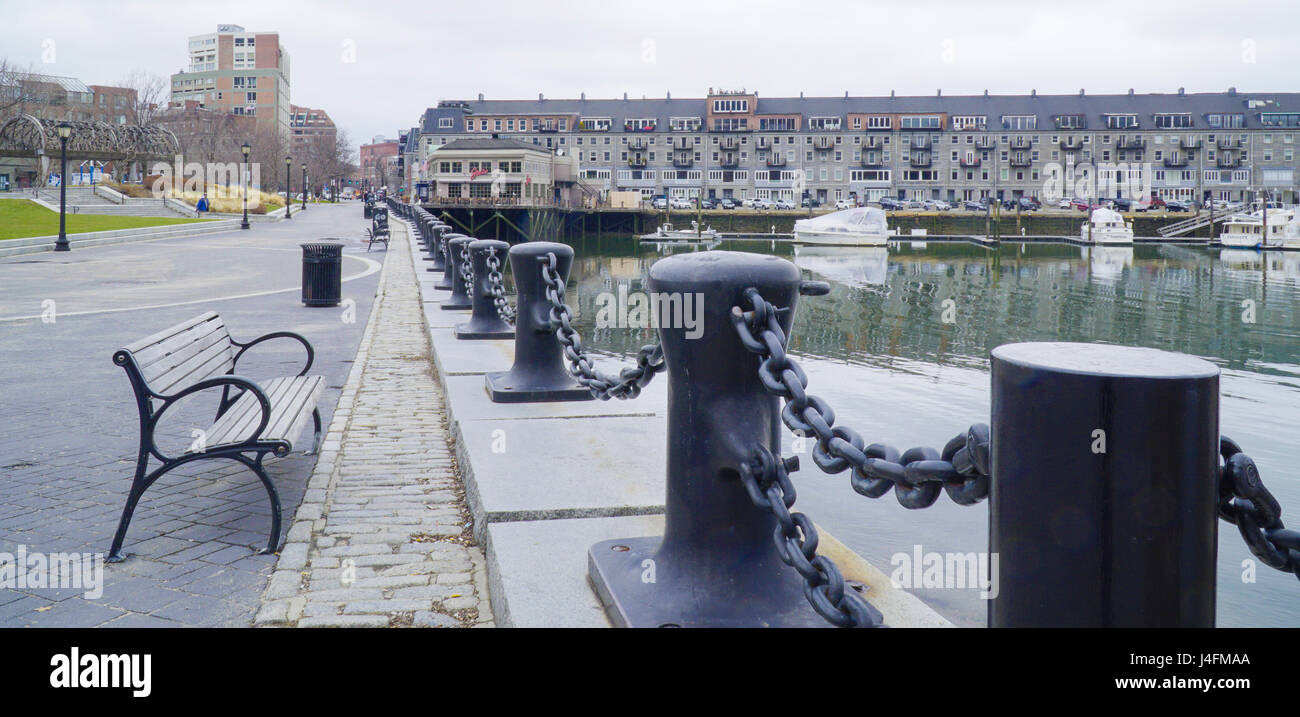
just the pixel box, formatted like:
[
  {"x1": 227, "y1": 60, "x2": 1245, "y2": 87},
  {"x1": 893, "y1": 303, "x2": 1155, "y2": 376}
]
[{"x1": 254, "y1": 219, "x2": 492, "y2": 628}]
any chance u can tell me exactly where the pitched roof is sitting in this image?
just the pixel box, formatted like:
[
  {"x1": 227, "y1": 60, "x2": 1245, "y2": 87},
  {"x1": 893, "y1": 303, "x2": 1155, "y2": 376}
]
[{"x1": 436, "y1": 137, "x2": 550, "y2": 152}]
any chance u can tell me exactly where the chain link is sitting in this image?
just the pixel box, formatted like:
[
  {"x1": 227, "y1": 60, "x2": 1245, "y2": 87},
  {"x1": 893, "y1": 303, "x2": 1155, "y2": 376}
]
[
  {"x1": 1219, "y1": 436, "x2": 1300, "y2": 581},
  {"x1": 459, "y1": 244, "x2": 474, "y2": 296},
  {"x1": 486, "y1": 248, "x2": 516, "y2": 325},
  {"x1": 731, "y1": 287, "x2": 991, "y2": 509},
  {"x1": 538, "y1": 252, "x2": 665, "y2": 400},
  {"x1": 737, "y1": 445, "x2": 886, "y2": 627}
]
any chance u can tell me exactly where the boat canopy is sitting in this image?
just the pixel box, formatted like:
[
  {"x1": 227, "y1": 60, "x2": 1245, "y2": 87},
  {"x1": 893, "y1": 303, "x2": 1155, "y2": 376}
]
[
  {"x1": 795, "y1": 206, "x2": 888, "y2": 232},
  {"x1": 1090, "y1": 208, "x2": 1125, "y2": 225}
]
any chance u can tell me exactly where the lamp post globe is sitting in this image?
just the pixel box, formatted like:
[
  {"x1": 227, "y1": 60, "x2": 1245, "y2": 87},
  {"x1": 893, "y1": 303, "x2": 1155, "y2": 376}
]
[
  {"x1": 240, "y1": 142, "x2": 251, "y2": 230},
  {"x1": 54, "y1": 122, "x2": 72, "y2": 252}
]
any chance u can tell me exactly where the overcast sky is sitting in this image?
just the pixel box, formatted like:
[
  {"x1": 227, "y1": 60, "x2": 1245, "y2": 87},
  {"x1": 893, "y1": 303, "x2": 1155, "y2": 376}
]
[{"x1": 2, "y1": 0, "x2": 1296, "y2": 150}]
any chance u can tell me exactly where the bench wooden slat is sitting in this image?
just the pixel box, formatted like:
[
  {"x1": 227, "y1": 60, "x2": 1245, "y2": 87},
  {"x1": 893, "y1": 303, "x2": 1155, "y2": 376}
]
[
  {"x1": 139, "y1": 330, "x2": 234, "y2": 390},
  {"x1": 122, "y1": 311, "x2": 221, "y2": 355},
  {"x1": 134, "y1": 323, "x2": 229, "y2": 374},
  {"x1": 203, "y1": 376, "x2": 323, "y2": 450},
  {"x1": 151, "y1": 340, "x2": 236, "y2": 396}
]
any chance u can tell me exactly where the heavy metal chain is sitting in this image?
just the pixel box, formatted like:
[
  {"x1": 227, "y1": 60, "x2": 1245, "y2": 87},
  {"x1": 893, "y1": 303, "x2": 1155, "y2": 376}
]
[
  {"x1": 1219, "y1": 437, "x2": 1300, "y2": 581},
  {"x1": 731, "y1": 286, "x2": 991, "y2": 509},
  {"x1": 486, "y1": 248, "x2": 516, "y2": 325},
  {"x1": 738, "y1": 445, "x2": 885, "y2": 627},
  {"x1": 459, "y1": 244, "x2": 474, "y2": 296},
  {"x1": 538, "y1": 252, "x2": 665, "y2": 400}
]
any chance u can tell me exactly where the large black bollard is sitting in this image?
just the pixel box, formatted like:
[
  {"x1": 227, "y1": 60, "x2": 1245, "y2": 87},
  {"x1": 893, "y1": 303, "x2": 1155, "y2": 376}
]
[
  {"x1": 435, "y1": 233, "x2": 464, "y2": 291},
  {"x1": 439, "y1": 236, "x2": 474, "y2": 310},
  {"x1": 588, "y1": 251, "x2": 838, "y2": 627},
  {"x1": 455, "y1": 240, "x2": 515, "y2": 340},
  {"x1": 485, "y1": 242, "x2": 593, "y2": 402},
  {"x1": 988, "y1": 342, "x2": 1219, "y2": 627}
]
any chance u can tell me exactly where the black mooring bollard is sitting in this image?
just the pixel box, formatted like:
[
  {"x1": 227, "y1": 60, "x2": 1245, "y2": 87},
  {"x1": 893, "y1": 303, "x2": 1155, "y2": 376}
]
[
  {"x1": 439, "y1": 236, "x2": 474, "y2": 310},
  {"x1": 485, "y1": 242, "x2": 593, "y2": 402},
  {"x1": 425, "y1": 224, "x2": 447, "y2": 272},
  {"x1": 435, "y1": 233, "x2": 466, "y2": 291},
  {"x1": 989, "y1": 342, "x2": 1219, "y2": 628},
  {"x1": 455, "y1": 239, "x2": 515, "y2": 340},
  {"x1": 588, "y1": 250, "x2": 836, "y2": 627}
]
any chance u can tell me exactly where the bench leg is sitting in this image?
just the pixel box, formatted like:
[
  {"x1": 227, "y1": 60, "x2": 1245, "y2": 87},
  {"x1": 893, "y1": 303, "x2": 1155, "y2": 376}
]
[
  {"x1": 237, "y1": 453, "x2": 283, "y2": 555},
  {"x1": 308, "y1": 408, "x2": 322, "y2": 455},
  {"x1": 107, "y1": 454, "x2": 169, "y2": 563}
]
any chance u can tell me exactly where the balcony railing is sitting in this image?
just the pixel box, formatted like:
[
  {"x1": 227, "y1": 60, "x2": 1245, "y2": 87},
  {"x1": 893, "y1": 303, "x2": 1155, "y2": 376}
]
[
  {"x1": 1010, "y1": 137, "x2": 1031, "y2": 150},
  {"x1": 627, "y1": 138, "x2": 647, "y2": 151},
  {"x1": 673, "y1": 155, "x2": 694, "y2": 168},
  {"x1": 860, "y1": 154, "x2": 884, "y2": 168},
  {"x1": 959, "y1": 155, "x2": 981, "y2": 167},
  {"x1": 720, "y1": 137, "x2": 740, "y2": 151},
  {"x1": 1117, "y1": 136, "x2": 1145, "y2": 149},
  {"x1": 1163, "y1": 154, "x2": 1188, "y2": 167},
  {"x1": 864, "y1": 137, "x2": 883, "y2": 149},
  {"x1": 1059, "y1": 137, "x2": 1084, "y2": 150},
  {"x1": 628, "y1": 154, "x2": 647, "y2": 168},
  {"x1": 766, "y1": 153, "x2": 786, "y2": 167},
  {"x1": 719, "y1": 153, "x2": 740, "y2": 168},
  {"x1": 1180, "y1": 136, "x2": 1203, "y2": 149},
  {"x1": 910, "y1": 136, "x2": 931, "y2": 150},
  {"x1": 757, "y1": 136, "x2": 770, "y2": 149},
  {"x1": 1009, "y1": 153, "x2": 1032, "y2": 167},
  {"x1": 673, "y1": 137, "x2": 691, "y2": 150},
  {"x1": 1217, "y1": 154, "x2": 1242, "y2": 168},
  {"x1": 814, "y1": 137, "x2": 834, "y2": 151},
  {"x1": 973, "y1": 136, "x2": 996, "y2": 150},
  {"x1": 909, "y1": 152, "x2": 931, "y2": 168},
  {"x1": 1217, "y1": 136, "x2": 1241, "y2": 149}
]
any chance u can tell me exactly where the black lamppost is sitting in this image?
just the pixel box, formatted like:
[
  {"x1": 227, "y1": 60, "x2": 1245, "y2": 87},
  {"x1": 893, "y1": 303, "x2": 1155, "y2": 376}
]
[
  {"x1": 301, "y1": 163, "x2": 307, "y2": 211},
  {"x1": 240, "y1": 142, "x2": 251, "y2": 230},
  {"x1": 54, "y1": 122, "x2": 72, "y2": 252},
  {"x1": 284, "y1": 156, "x2": 292, "y2": 219}
]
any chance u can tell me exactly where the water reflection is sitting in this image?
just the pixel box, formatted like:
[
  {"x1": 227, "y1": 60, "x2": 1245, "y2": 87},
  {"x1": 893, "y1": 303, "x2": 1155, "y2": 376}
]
[{"x1": 558, "y1": 235, "x2": 1300, "y2": 627}]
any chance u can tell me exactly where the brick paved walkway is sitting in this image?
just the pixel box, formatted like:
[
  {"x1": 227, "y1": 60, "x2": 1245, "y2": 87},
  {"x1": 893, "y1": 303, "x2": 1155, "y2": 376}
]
[{"x1": 255, "y1": 220, "x2": 491, "y2": 628}]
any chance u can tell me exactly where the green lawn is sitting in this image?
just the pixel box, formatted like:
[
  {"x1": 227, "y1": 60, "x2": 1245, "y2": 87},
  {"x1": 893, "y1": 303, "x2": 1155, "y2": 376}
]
[{"x1": 0, "y1": 198, "x2": 211, "y2": 241}]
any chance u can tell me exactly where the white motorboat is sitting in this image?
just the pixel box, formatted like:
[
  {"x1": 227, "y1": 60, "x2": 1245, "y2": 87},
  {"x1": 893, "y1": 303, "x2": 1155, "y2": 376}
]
[
  {"x1": 793, "y1": 207, "x2": 889, "y2": 246},
  {"x1": 1080, "y1": 208, "x2": 1134, "y2": 245},
  {"x1": 1086, "y1": 245, "x2": 1133, "y2": 283},
  {"x1": 1218, "y1": 208, "x2": 1300, "y2": 249},
  {"x1": 641, "y1": 220, "x2": 718, "y2": 240},
  {"x1": 792, "y1": 244, "x2": 890, "y2": 288}
]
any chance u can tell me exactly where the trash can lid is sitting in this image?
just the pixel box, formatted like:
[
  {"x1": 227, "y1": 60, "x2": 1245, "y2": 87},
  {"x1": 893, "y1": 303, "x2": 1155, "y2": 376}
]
[{"x1": 301, "y1": 240, "x2": 346, "y2": 249}]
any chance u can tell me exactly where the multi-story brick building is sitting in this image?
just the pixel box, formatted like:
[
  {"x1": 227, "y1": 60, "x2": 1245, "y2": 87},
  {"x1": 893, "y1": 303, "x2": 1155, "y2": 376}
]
[
  {"x1": 412, "y1": 88, "x2": 1300, "y2": 206},
  {"x1": 168, "y1": 24, "x2": 292, "y2": 142},
  {"x1": 358, "y1": 137, "x2": 399, "y2": 190},
  {"x1": 0, "y1": 73, "x2": 136, "y2": 125},
  {"x1": 290, "y1": 104, "x2": 335, "y2": 153}
]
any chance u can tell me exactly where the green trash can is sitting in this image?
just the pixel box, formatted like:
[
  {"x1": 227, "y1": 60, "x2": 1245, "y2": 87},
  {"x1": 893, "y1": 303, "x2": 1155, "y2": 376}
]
[{"x1": 301, "y1": 241, "x2": 344, "y2": 307}]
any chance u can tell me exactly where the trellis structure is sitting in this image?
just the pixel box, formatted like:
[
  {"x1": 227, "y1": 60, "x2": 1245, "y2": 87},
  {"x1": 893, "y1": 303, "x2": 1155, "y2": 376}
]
[{"x1": 0, "y1": 114, "x2": 180, "y2": 163}]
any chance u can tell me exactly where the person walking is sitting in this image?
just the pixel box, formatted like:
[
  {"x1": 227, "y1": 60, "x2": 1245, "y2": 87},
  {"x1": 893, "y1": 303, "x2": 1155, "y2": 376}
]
[{"x1": 196, "y1": 194, "x2": 209, "y2": 217}]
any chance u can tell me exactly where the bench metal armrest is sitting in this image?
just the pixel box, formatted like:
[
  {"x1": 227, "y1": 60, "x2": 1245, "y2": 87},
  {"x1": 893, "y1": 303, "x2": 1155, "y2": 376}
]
[
  {"x1": 154, "y1": 375, "x2": 274, "y2": 449},
  {"x1": 231, "y1": 331, "x2": 315, "y2": 376}
]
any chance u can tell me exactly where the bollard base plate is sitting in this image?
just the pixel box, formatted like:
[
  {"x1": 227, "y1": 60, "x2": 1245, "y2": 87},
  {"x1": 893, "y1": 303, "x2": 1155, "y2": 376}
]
[
  {"x1": 588, "y1": 537, "x2": 835, "y2": 628},
  {"x1": 485, "y1": 371, "x2": 594, "y2": 402},
  {"x1": 440, "y1": 299, "x2": 472, "y2": 310},
  {"x1": 454, "y1": 323, "x2": 514, "y2": 340}
]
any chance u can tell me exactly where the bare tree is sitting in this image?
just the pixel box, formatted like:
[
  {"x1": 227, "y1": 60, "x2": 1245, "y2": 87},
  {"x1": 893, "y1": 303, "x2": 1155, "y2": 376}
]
[
  {"x1": 115, "y1": 70, "x2": 167, "y2": 126},
  {"x1": 0, "y1": 57, "x2": 35, "y2": 124}
]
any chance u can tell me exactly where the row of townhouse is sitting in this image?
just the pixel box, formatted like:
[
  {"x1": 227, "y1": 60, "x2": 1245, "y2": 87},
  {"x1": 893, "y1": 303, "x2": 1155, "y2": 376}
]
[{"x1": 400, "y1": 88, "x2": 1300, "y2": 206}]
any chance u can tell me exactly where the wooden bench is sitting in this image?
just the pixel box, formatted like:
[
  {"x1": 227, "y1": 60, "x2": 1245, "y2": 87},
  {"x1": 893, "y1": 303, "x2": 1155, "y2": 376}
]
[{"x1": 108, "y1": 312, "x2": 325, "y2": 562}]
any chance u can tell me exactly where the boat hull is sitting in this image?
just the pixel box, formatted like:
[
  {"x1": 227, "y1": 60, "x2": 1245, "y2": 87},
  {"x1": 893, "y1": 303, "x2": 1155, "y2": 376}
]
[{"x1": 793, "y1": 230, "x2": 888, "y2": 246}]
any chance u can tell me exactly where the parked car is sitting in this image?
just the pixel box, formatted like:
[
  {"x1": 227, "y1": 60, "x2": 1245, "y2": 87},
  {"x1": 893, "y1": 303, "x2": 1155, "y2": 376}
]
[
  {"x1": 1057, "y1": 198, "x2": 1073, "y2": 209},
  {"x1": 752, "y1": 198, "x2": 775, "y2": 210},
  {"x1": 774, "y1": 198, "x2": 796, "y2": 210},
  {"x1": 699, "y1": 198, "x2": 717, "y2": 210},
  {"x1": 1164, "y1": 200, "x2": 1192, "y2": 212},
  {"x1": 834, "y1": 199, "x2": 855, "y2": 209},
  {"x1": 651, "y1": 196, "x2": 668, "y2": 210},
  {"x1": 719, "y1": 198, "x2": 738, "y2": 210},
  {"x1": 669, "y1": 197, "x2": 693, "y2": 210},
  {"x1": 800, "y1": 197, "x2": 822, "y2": 208},
  {"x1": 923, "y1": 199, "x2": 952, "y2": 211},
  {"x1": 962, "y1": 200, "x2": 986, "y2": 211},
  {"x1": 878, "y1": 197, "x2": 904, "y2": 210},
  {"x1": 1017, "y1": 197, "x2": 1041, "y2": 212}
]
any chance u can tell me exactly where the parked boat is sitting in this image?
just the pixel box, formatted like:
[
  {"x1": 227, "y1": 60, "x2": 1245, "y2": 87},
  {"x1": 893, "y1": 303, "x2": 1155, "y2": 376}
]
[
  {"x1": 1080, "y1": 208, "x2": 1134, "y2": 245},
  {"x1": 640, "y1": 220, "x2": 718, "y2": 240},
  {"x1": 793, "y1": 207, "x2": 889, "y2": 246},
  {"x1": 1218, "y1": 208, "x2": 1300, "y2": 249}
]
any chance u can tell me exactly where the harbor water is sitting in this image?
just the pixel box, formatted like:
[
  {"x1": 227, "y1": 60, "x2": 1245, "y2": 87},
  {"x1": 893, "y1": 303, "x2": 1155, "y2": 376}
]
[{"x1": 554, "y1": 235, "x2": 1300, "y2": 627}]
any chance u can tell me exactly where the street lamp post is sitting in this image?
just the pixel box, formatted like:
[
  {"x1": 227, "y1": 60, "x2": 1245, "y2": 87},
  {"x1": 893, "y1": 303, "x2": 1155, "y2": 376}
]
[
  {"x1": 301, "y1": 163, "x2": 307, "y2": 211},
  {"x1": 240, "y1": 142, "x2": 251, "y2": 230},
  {"x1": 54, "y1": 122, "x2": 72, "y2": 252},
  {"x1": 285, "y1": 156, "x2": 292, "y2": 219}
]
